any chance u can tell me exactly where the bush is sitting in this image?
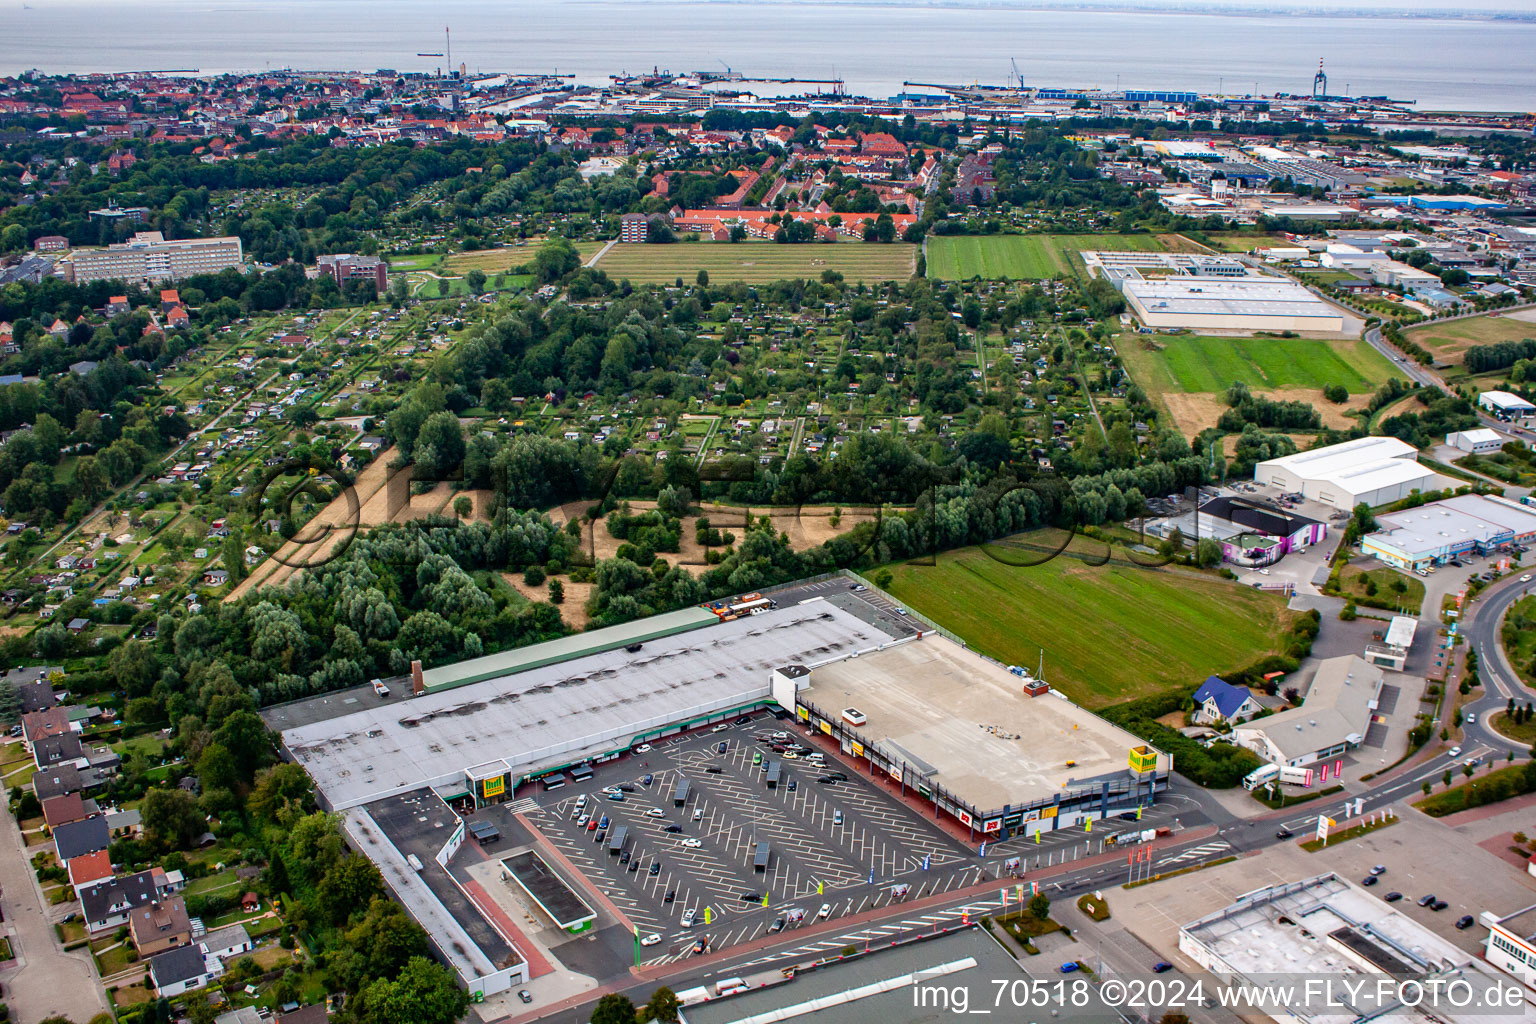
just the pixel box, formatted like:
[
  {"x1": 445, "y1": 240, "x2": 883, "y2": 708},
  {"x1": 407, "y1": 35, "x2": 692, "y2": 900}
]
[{"x1": 524, "y1": 564, "x2": 546, "y2": 587}]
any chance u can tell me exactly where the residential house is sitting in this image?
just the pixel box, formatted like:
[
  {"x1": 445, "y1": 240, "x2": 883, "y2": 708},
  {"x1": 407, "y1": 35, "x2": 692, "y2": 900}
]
[
  {"x1": 200, "y1": 923, "x2": 253, "y2": 962},
  {"x1": 67, "y1": 848, "x2": 114, "y2": 893},
  {"x1": 1192, "y1": 676, "x2": 1264, "y2": 725},
  {"x1": 41, "y1": 792, "x2": 90, "y2": 829},
  {"x1": 276, "y1": 1006, "x2": 329, "y2": 1024},
  {"x1": 33, "y1": 733, "x2": 86, "y2": 770},
  {"x1": 52, "y1": 814, "x2": 109, "y2": 861},
  {"x1": 149, "y1": 944, "x2": 218, "y2": 997},
  {"x1": 129, "y1": 896, "x2": 192, "y2": 956}
]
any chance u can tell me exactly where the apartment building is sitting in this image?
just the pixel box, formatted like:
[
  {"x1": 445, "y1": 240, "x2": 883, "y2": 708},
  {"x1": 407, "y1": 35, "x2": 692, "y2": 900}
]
[{"x1": 69, "y1": 231, "x2": 243, "y2": 285}]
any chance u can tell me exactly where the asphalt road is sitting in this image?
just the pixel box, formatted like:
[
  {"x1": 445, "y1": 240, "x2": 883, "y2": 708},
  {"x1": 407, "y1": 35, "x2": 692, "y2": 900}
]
[{"x1": 1462, "y1": 571, "x2": 1536, "y2": 752}]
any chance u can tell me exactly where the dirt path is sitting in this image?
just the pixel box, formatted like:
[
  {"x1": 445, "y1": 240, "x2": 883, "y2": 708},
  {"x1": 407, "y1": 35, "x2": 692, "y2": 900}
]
[{"x1": 227, "y1": 451, "x2": 405, "y2": 600}]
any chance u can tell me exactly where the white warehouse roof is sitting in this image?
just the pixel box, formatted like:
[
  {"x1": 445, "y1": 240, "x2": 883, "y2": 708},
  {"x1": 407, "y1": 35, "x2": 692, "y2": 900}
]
[
  {"x1": 1481, "y1": 390, "x2": 1535, "y2": 411},
  {"x1": 1259, "y1": 435, "x2": 1417, "y2": 477}
]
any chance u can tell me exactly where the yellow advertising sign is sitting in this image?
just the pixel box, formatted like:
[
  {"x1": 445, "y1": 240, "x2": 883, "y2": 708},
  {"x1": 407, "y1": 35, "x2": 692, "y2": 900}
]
[
  {"x1": 1128, "y1": 745, "x2": 1158, "y2": 774},
  {"x1": 819, "y1": 720, "x2": 833, "y2": 735},
  {"x1": 483, "y1": 776, "x2": 506, "y2": 798},
  {"x1": 1041, "y1": 806, "x2": 1059, "y2": 819},
  {"x1": 851, "y1": 741, "x2": 864, "y2": 758}
]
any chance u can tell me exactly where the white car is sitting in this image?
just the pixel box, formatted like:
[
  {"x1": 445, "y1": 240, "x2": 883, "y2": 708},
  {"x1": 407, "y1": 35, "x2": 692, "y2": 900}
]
[
  {"x1": 1523, "y1": 574, "x2": 1532, "y2": 583},
  {"x1": 1465, "y1": 713, "x2": 1476, "y2": 724},
  {"x1": 646, "y1": 808, "x2": 666, "y2": 817},
  {"x1": 640, "y1": 933, "x2": 662, "y2": 947},
  {"x1": 816, "y1": 903, "x2": 832, "y2": 920},
  {"x1": 711, "y1": 724, "x2": 729, "y2": 733},
  {"x1": 1258, "y1": 568, "x2": 1270, "y2": 576},
  {"x1": 601, "y1": 786, "x2": 621, "y2": 795},
  {"x1": 693, "y1": 808, "x2": 704, "y2": 821},
  {"x1": 681, "y1": 908, "x2": 697, "y2": 927},
  {"x1": 636, "y1": 743, "x2": 653, "y2": 753},
  {"x1": 1449, "y1": 746, "x2": 1462, "y2": 757},
  {"x1": 680, "y1": 838, "x2": 702, "y2": 848},
  {"x1": 782, "y1": 752, "x2": 799, "y2": 760}
]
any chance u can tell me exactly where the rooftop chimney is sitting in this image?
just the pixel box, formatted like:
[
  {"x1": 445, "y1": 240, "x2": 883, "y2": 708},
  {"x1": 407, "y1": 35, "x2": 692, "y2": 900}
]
[{"x1": 411, "y1": 660, "x2": 425, "y2": 696}]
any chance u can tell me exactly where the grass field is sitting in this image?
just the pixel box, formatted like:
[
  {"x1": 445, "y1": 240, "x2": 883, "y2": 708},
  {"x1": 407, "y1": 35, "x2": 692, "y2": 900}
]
[
  {"x1": 880, "y1": 539, "x2": 1295, "y2": 708},
  {"x1": 1122, "y1": 334, "x2": 1398, "y2": 394},
  {"x1": 593, "y1": 241, "x2": 916, "y2": 284},
  {"x1": 1199, "y1": 232, "x2": 1288, "y2": 253},
  {"x1": 1405, "y1": 311, "x2": 1536, "y2": 362},
  {"x1": 924, "y1": 233, "x2": 1165, "y2": 280}
]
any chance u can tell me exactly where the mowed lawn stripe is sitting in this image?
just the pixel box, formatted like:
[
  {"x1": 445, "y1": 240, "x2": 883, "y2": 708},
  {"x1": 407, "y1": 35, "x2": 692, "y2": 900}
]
[
  {"x1": 595, "y1": 242, "x2": 915, "y2": 284},
  {"x1": 1152, "y1": 337, "x2": 1397, "y2": 393},
  {"x1": 926, "y1": 233, "x2": 1164, "y2": 280},
  {"x1": 882, "y1": 544, "x2": 1292, "y2": 708}
]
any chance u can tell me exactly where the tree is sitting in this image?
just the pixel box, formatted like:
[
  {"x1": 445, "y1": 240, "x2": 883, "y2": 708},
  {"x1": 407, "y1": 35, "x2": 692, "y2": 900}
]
[
  {"x1": 1323, "y1": 383, "x2": 1349, "y2": 403},
  {"x1": 548, "y1": 578, "x2": 565, "y2": 604},
  {"x1": 453, "y1": 495, "x2": 472, "y2": 519},
  {"x1": 1028, "y1": 892, "x2": 1050, "y2": 920},
  {"x1": 644, "y1": 986, "x2": 681, "y2": 1022},
  {"x1": 696, "y1": 270, "x2": 709, "y2": 287},
  {"x1": 413, "y1": 410, "x2": 466, "y2": 478},
  {"x1": 590, "y1": 993, "x2": 638, "y2": 1024},
  {"x1": 142, "y1": 788, "x2": 204, "y2": 849},
  {"x1": 345, "y1": 897, "x2": 428, "y2": 977},
  {"x1": 354, "y1": 956, "x2": 469, "y2": 1024},
  {"x1": 657, "y1": 484, "x2": 691, "y2": 518},
  {"x1": 464, "y1": 268, "x2": 487, "y2": 294},
  {"x1": 1194, "y1": 538, "x2": 1222, "y2": 568},
  {"x1": 222, "y1": 534, "x2": 247, "y2": 582}
]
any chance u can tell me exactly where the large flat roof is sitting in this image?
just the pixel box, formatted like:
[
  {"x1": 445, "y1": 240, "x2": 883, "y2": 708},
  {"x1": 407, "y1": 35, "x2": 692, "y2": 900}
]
[
  {"x1": 500, "y1": 851, "x2": 593, "y2": 929},
  {"x1": 1123, "y1": 277, "x2": 1338, "y2": 318},
  {"x1": 1368, "y1": 494, "x2": 1536, "y2": 558},
  {"x1": 799, "y1": 635, "x2": 1161, "y2": 812},
  {"x1": 1259, "y1": 435, "x2": 1418, "y2": 477},
  {"x1": 279, "y1": 602, "x2": 894, "y2": 809},
  {"x1": 1182, "y1": 873, "x2": 1510, "y2": 1024},
  {"x1": 421, "y1": 606, "x2": 720, "y2": 692}
]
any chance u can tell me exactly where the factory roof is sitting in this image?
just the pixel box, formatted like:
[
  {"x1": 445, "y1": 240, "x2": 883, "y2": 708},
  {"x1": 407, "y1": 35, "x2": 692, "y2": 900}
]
[
  {"x1": 1122, "y1": 277, "x2": 1340, "y2": 319},
  {"x1": 1480, "y1": 389, "x2": 1536, "y2": 411},
  {"x1": 1367, "y1": 494, "x2": 1536, "y2": 558},
  {"x1": 275, "y1": 602, "x2": 894, "y2": 809},
  {"x1": 799, "y1": 634, "x2": 1162, "y2": 813}
]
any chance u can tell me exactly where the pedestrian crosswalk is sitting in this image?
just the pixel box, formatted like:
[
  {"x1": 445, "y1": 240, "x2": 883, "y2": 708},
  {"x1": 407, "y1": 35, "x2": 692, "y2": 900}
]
[{"x1": 1155, "y1": 841, "x2": 1228, "y2": 868}]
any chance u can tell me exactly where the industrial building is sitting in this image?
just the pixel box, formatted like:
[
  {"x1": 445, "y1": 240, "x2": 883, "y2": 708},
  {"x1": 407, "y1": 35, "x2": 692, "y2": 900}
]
[
  {"x1": 1480, "y1": 390, "x2": 1536, "y2": 421},
  {"x1": 266, "y1": 581, "x2": 1168, "y2": 996},
  {"x1": 1446, "y1": 427, "x2": 1506, "y2": 454},
  {"x1": 68, "y1": 231, "x2": 243, "y2": 285},
  {"x1": 1363, "y1": 493, "x2": 1536, "y2": 570},
  {"x1": 1232, "y1": 655, "x2": 1382, "y2": 767},
  {"x1": 1086, "y1": 249, "x2": 1346, "y2": 332},
  {"x1": 1254, "y1": 436, "x2": 1442, "y2": 512},
  {"x1": 1145, "y1": 494, "x2": 1326, "y2": 567},
  {"x1": 779, "y1": 633, "x2": 1168, "y2": 839},
  {"x1": 1180, "y1": 873, "x2": 1521, "y2": 1024},
  {"x1": 1120, "y1": 277, "x2": 1345, "y2": 332},
  {"x1": 1484, "y1": 903, "x2": 1536, "y2": 992}
]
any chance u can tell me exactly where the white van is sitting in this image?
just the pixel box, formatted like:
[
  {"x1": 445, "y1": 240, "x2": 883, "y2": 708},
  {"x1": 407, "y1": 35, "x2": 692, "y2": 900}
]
[{"x1": 681, "y1": 908, "x2": 697, "y2": 928}]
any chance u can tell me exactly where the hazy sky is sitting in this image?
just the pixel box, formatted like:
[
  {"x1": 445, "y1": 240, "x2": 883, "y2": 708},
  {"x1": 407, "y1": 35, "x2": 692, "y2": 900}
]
[{"x1": 35, "y1": 0, "x2": 1536, "y2": 8}]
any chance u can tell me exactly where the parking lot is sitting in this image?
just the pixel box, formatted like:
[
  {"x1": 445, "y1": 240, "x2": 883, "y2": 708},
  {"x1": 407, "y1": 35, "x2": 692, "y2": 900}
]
[{"x1": 528, "y1": 715, "x2": 975, "y2": 962}]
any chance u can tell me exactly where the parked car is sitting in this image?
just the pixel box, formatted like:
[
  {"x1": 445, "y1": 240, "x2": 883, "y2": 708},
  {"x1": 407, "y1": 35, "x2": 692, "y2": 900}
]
[
  {"x1": 706, "y1": 767, "x2": 724, "y2": 774},
  {"x1": 1152, "y1": 962, "x2": 1173, "y2": 973},
  {"x1": 646, "y1": 808, "x2": 666, "y2": 818},
  {"x1": 518, "y1": 990, "x2": 533, "y2": 1004},
  {"x1": 693, "y1": 809, "x2": 704, "y2": 821},
  {"x1": 1432, "y1": 900, "x2": 1448, "y2": 911},
  {"x1": 664, "y1": 824, "x2": 683, "y2": 833},
  {"x1": 681, "y1": 838, "x2": 702, "y2": 848},
  {"x1": 692, "y1": 936, "x2": 709, "y2": 954},
  {"x1": 711, "y1": 724, "x2": 729, "y2": 733},
  {"x1": 640, "y1": 932, "x2": 662, "y2": 946},
  {"x1": 595, "y1": 830, "x2": 606, "y2": 844},
  {"x1": 1371, "y1": 865, "x2": 1386, "y2": 875},
  {"x1": 607, "y1": 792, "x2": 625, "y2": 801},
  {"x1": 664, "y1": 890, "x2": 676, "y2": 903},
  {"x1": 1362, "y1": 875, "x2": 1378, "y2": 887},
  {"x1": 1059, "y1": 963, "x2": 1079, "y2": 974},
  {"x1": 1456, "y1": 915, "x2": 1475, "y2": 930},
  {"x1": 735, "y1": 716, "x2": 752, "y2": 725},
  {"x1": 769, "y1": 916, "x2": 786, "y2": 933},
  {"x1": 650, "y1": 862, "x2": 661, "y2": 875},
  {"x1": 788, "y1": 780, "x2": 797, "y2": 791},
  {"x1": 1384, "y1": 892, "x2": 1402, "y2": 902},
  {"x1": 635, "y1": 743, "x2": 652, "y2": 753},
  {"x1": 833, "y1": 810, "x2": 843, "y2": 825},
  {"x1": 816, "y1": 903, "x2": 831, "y2": 919},
  {"x1": 1418, "y1": 894, "x2": 1437, "y2": 907}
]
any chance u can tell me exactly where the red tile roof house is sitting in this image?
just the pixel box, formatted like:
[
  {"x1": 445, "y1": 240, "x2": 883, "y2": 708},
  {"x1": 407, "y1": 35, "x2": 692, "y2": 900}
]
[
  {"x1": 159, "y1": 289, "x2": 181, "y2": 314},
  {"x1": 67, "y1": 848, "x2": 114, "y2": 893}
]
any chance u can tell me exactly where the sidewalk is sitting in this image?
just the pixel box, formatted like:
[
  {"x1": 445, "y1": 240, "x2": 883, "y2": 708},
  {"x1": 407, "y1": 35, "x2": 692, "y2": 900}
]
[{"x1": 0, "y1": 787, "x2": 109, "y2": 1023}]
